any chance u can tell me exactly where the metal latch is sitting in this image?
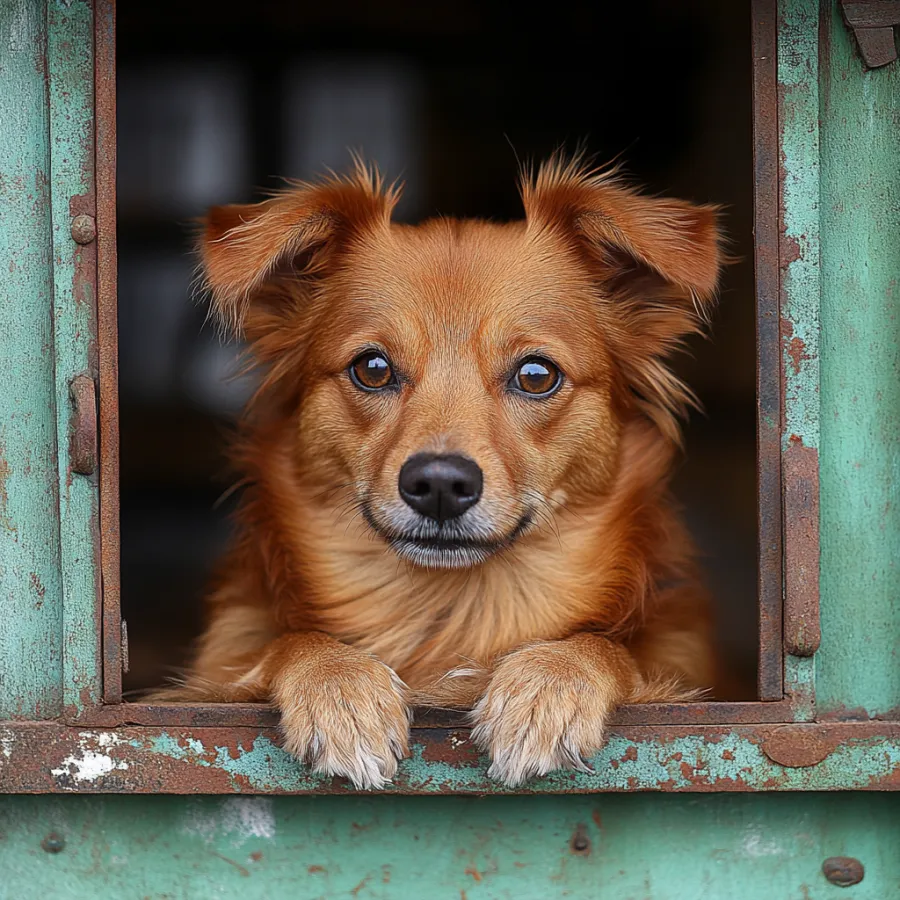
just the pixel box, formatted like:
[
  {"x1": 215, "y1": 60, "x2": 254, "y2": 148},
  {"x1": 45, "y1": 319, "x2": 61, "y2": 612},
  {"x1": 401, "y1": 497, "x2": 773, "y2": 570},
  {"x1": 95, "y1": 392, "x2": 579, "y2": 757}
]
[
  {"x1": 69, "y1": 373, "x2": 98, "y2": 476},
  {"x1": 841, "y1": 1, "x2": 900, "y2": 68}
]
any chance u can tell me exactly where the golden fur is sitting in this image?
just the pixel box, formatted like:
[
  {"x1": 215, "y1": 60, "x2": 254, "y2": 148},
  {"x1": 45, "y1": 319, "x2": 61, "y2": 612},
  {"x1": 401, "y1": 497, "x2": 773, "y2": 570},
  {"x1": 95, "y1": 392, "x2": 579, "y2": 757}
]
[{"x1": 151, "y1": 158, "x2": 723, "y2": 788}]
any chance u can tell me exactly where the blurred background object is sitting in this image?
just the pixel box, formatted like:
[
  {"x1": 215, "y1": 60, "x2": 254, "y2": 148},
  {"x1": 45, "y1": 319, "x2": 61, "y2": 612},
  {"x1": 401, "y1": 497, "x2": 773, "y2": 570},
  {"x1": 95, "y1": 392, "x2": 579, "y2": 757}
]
[{"x1": 117, "y1": 0, "x2": 756, "y2": 698}]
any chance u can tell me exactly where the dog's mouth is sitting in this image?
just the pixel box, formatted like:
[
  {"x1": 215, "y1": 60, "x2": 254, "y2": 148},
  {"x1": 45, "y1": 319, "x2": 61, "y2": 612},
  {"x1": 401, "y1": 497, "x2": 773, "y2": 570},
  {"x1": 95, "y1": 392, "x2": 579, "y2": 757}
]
[{"x1": 361, "y1": 504, "x2": 533, "y2": 569}]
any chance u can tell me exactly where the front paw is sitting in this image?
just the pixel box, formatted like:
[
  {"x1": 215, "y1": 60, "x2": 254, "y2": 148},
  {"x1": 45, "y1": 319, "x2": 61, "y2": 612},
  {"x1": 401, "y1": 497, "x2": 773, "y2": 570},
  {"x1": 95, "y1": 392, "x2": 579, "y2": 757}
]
[
  {"x1": 275, "y1": 650, "x2": 410, "y2": 790},
  {"x1": 470, "y1": 639, "x2": 633, "y2": 786}
]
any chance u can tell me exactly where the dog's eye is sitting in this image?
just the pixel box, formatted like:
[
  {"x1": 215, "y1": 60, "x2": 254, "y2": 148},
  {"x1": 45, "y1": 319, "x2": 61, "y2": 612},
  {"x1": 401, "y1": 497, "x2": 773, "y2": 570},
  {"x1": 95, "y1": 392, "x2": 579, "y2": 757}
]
[
  {"x1": 349, "y1": 351, "x2": 396, "y2": 391},
  {"x1": 512, "y1": 357, "x2": 563, "y2": 397}
]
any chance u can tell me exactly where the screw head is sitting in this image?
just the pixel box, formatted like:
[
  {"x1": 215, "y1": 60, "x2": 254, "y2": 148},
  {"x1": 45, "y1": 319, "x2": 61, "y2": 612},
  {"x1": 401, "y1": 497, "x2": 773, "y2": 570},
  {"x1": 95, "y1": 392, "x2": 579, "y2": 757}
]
[
  {"x1": 570, "y1": 825, "x2": 591, "y2": 855},
  {"x1": 71, "y1": 214, "x2": 96, "y2": 245},
  {"x1": 41, "y1": 832, "x2": 65, "y2": 853},
  {"x1": 823, "y1": 856, "x2": 864, "y2": 887}
]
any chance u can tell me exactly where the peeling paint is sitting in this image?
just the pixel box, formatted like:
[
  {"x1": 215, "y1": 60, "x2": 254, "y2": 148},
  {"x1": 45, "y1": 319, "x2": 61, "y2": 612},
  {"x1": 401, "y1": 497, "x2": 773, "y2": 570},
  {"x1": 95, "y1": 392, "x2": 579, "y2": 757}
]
[
  {"x1": 3, "y1": 723, "x2": 899, "y2": 794},
  {"x1": 181, "y1": 797, "x2": 276, "y2": 846},
  {"x1": 50, "y1": 732, "x2": 129, "y2": 786}
]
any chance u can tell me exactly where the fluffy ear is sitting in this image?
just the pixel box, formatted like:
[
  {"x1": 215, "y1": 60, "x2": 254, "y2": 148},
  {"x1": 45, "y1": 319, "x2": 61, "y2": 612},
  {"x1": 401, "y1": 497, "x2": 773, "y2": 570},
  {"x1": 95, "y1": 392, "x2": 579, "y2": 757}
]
[
  {"x1": 522, "y1": 158, "x2": 724, "y2": 442},
  {"x1": 200, "y1": 162, "x2": 399, "y2": 334}
]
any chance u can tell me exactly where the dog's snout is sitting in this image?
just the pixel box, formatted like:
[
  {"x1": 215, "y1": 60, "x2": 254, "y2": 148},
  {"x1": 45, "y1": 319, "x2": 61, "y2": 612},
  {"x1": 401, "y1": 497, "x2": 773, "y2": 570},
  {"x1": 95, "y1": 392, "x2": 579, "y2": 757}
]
[{"x1": 398, "y1": 453, "x2": 483, "y2": 523}]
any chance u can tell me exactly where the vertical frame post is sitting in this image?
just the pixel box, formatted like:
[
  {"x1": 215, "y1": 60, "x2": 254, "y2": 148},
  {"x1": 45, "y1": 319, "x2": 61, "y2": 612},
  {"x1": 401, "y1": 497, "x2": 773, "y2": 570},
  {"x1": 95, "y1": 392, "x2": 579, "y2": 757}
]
[
  {"x1": 778, "y1": 0, "x2": 822, "y2": 720},
  {"x1": 0, "y1": 0, "x2": 64, "y2": 719},
  {"x1": 48, "y1": 0, "x2": 104, "y2": 718},
  {"x1": 95, "y1": 0, "x2": 121, "y2": 704}
]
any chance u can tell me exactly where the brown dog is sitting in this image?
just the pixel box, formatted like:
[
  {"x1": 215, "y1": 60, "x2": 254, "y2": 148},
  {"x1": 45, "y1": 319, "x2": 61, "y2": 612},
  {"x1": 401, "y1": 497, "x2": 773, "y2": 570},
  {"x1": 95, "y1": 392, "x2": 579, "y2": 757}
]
[{"x1": 154, "y1": 158, "x2": 723, "y2": 788}]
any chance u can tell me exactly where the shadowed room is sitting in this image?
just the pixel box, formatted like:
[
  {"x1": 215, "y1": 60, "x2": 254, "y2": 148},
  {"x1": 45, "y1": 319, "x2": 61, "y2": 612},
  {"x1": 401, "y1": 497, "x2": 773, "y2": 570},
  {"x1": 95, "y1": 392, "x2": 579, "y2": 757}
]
[{"x1": 115, "y1": 0, "x2": 757, "y2": 699}]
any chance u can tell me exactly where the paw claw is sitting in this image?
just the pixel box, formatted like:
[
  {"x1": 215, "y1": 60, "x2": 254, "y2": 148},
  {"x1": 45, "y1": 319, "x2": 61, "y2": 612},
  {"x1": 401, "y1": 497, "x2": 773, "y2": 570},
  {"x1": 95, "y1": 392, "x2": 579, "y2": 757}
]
[
  {"x1": 277, "y1": 655, "x2": 410, "y2": 790},
  {"x1": 470, "y1": 641, "x2": 617, "y2": 786}
]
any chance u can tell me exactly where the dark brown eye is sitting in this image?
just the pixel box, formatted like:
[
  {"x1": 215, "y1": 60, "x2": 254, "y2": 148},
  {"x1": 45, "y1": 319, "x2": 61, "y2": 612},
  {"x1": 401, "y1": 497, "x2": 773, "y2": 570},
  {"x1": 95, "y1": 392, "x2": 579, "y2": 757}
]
[
  {"x1": 512, "y1": 357, "x2": 562, "y2": 397},
  {"x1": 350, "y1": 351, "x2": 396, "y2": 391}
]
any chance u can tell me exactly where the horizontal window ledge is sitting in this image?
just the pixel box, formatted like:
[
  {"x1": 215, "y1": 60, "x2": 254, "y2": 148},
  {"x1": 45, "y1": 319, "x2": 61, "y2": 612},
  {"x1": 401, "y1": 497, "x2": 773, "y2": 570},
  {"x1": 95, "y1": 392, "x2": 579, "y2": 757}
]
[{"x1": 1, "y1": 721, "x2": 897, "y2": 795}]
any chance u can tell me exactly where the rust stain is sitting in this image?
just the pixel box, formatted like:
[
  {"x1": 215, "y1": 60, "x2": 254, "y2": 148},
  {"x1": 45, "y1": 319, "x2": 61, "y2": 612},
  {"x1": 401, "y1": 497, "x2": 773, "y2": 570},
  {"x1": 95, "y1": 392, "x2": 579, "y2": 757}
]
[
  {"x1": 569, "y1": 824, "x2": 591, "y2": 856},
  {"x1": 350, "y1": 874, "x2": 372, "y2": 896},
  {"x1": 30, "y1": 572, "x2": 45, "y2": 608},
  {"x1": 307, "y1": 865, "x2": 326, "y2": 874},
  {"x1": 762, "y1": 726, "x2": 837, "y2": 768},
  {"x1": 418, "y1": 732, "x2": 480, "y2": 765},
  {"x1": 781, "y1": 234, "x2": 802, "y2": 268},
  {"x1": 622, "y1": 746, "x2": 638, "y2": 762},
  {"x1": 0, "y1": 442, "x2": 16, "y2": 533},
  {"x1": 783, "y1": 437, "x2": 821, "y2": 657},
  {"x1": 95, "y1": 0, "x2": 123, "y2": 705},
  {"x1": 787, "y1": 336, "x2": 810, "y2": 375},
  {"x1": 464, "y1": 867, "x2": 483, "y2": 882},
  {"x1": 249, "y1": 851, "x2": 263, "y2": 862},
  {"x1": 209, "y1": 852, "x2": 249, "y2": 877},
  {"x1": 591, "y1": 809, "x2": 603, "y2": 829}
]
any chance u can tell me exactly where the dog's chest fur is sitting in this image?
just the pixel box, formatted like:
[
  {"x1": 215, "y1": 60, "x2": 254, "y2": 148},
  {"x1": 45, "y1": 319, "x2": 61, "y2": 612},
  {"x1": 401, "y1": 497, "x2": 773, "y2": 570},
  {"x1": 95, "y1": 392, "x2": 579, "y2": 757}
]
[{"x1": 311, "y1": 528, "x2": 572, "y2": 679}]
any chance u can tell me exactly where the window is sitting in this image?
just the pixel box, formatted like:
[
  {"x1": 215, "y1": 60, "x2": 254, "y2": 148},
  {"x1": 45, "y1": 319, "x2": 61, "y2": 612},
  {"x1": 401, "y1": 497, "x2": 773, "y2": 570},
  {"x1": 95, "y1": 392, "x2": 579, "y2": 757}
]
[{"x1": 1, "y1": 0, "x2": 897, "y2": 796}]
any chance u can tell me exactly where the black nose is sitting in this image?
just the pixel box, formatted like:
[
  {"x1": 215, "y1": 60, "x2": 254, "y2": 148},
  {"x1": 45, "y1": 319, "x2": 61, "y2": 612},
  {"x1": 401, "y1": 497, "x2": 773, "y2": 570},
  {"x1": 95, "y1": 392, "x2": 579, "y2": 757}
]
[{"x1": 398, "y1": 453, "x2": 483, "y2": 522}]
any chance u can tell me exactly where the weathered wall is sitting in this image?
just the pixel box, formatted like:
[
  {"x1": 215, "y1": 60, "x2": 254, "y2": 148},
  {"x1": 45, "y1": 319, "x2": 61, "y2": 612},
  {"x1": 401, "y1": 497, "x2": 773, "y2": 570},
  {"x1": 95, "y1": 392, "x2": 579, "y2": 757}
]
[{"x1": 0, "y1": 793, "x2": 898, "y2": 899}]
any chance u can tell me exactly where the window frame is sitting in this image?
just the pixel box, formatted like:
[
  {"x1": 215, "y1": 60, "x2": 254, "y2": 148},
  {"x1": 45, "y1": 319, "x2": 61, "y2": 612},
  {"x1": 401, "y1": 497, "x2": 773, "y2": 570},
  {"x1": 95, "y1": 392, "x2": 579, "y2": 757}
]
[
  {"x1": 95, "y1": 0, "x2": 800, "y2": 727},
  {"x1": 3, "y1": 0, "x2": 898, "y2": 796}
]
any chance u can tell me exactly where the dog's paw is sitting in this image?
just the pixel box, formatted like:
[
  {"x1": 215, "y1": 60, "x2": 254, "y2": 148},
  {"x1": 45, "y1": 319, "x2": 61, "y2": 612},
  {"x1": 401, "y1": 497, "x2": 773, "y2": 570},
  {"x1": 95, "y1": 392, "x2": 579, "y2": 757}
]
[
  {"x1": 470, "y1": 639, "x2": 627, "y2": 786},
  {"x1": 276, "y1": 651, "x2": 410, "y2": 790}
]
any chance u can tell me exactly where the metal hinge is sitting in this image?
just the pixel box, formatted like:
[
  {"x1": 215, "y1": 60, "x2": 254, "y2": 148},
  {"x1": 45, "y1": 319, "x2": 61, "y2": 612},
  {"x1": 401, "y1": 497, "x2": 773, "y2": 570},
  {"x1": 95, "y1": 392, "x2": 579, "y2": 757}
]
[
  {"x1": 69, "y1": 373, "x2": 98, "y2": 476},
  {"x1": 841, "y1": 1, "x2": 900, "y2": 68}
]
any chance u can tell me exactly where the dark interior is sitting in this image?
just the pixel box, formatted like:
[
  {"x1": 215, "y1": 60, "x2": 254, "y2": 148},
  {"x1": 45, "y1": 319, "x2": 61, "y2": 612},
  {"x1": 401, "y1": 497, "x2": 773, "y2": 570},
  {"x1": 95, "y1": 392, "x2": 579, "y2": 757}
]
[{"x1": 117, "y1": 0, "x2": 757, "y2": 699}]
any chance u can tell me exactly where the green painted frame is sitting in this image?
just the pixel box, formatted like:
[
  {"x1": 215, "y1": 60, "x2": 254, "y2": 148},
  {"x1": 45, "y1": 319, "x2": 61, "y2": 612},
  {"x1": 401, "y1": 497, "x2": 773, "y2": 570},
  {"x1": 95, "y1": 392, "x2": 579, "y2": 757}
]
[{"x1": 1, "y1": 0, "x2": 898, "y2": 795}]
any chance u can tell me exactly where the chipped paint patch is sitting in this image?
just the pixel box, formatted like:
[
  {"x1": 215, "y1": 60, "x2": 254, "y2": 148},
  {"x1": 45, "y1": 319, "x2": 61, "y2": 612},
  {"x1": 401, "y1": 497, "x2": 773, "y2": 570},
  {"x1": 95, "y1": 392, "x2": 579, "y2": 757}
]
[
  {"x1": 51, "y1": 732, "x2": 129, "y2": 786},
  {"x1": 740, "y1": 828, "x2": 788, "y2": 858},
  {"x1": 0, "y1": 727, "x2": 13, "y2": 758},
  {"x1": 181, "y1": 797, "x2": 276, "y2": 846}
]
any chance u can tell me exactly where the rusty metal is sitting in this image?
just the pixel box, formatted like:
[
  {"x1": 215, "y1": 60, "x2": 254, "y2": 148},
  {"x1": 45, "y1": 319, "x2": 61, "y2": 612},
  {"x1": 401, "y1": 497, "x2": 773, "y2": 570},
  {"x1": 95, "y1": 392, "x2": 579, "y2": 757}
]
[
  {"x1": 77, "y1": 699, "x2": 800, "y2": 729},
  {"x1": 822, "y1": 857, "x2": 865, "y2": 887},
  {"x1": 121, "y1": 619, "x2": 130, "y2": 674},
  {"x1": 841, "y1": 1, "x2": 900, "y2": 68},
  {"x1": 569, "y1": 826, "x2": 591, "y2": 855},
  {"x1": 68, "y1": 374, "x2": 97, "y2": 476},
  {"x1": 752, "y1": 0, "x2": 784, "y2": 700},
  {"x1": 40, "y1": 833, "x2": 66, "y2": 854},
  {"x1": 95, "y1": 0, "x2": 122, "y2": 704},
  {"x1": 1, "y1": 721, "x2": 898, "y2": 795},
  {"x1": 86, "y1": 8, "x2": 800, "y2": 728},
  {"x1": 782, "y1": 437, "x2": 821, "y2": 656},
  {"x1": 70, "y1": 213, "x2": 96, "y2": 245},
  {"x1": 761, "y1": 725, "x2": 835, "y2": 767},
  {"x1": 776, "y1": 0, "x2": 822, "y2": 685}
]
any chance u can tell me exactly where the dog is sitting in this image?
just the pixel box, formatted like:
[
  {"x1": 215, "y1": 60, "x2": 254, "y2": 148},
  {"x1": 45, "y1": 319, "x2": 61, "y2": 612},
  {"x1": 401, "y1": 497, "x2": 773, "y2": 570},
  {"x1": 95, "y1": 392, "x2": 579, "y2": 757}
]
[{"x1": 153, "y1": 157, "x2": 723, "y2": 789}]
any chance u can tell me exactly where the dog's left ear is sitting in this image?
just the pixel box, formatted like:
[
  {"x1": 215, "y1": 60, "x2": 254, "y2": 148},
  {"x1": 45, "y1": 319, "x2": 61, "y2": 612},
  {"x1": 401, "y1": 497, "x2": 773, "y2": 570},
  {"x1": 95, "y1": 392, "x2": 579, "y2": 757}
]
[
  {"x1": 522, "y1": 158, "x2": 721, "y2": 302},
  {"x1": 522, "y1": 159, "x2": 724, "y2": 441}
]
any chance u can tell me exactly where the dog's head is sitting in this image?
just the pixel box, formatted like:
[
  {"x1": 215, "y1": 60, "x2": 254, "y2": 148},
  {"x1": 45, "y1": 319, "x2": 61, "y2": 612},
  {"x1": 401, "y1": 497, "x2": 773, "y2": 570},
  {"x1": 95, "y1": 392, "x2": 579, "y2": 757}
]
[{"x1": 201, "y1": 159, "x2": 722, "y2": 569}]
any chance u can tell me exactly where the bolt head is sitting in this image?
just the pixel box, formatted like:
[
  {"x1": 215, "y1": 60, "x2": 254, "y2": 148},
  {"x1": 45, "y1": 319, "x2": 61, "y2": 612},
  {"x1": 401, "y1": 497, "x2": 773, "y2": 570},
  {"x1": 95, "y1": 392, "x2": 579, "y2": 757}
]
[
  {"x1": 823, "y1": 856, "x2": 864, "y2": 887},
  {"x1": 41, "y1": 832, "x2": 65, "y2": 853},
  {"x1": 71, "y1": 214, "x2": 96, "y2": 245}
]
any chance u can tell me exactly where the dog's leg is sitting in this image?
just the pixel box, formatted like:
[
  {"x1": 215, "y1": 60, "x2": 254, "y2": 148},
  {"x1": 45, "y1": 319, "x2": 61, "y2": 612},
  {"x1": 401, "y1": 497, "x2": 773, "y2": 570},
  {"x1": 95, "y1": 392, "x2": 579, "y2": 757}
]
[
  {"x1": 253, "y1": 631, "x2": 411, "y2": 790},
  {"x1": 470, "y1": 633, "x2": 642, "y2": 786},
  {"x1": 143, "y1": 604, "x2": 277, "y2": 702}
]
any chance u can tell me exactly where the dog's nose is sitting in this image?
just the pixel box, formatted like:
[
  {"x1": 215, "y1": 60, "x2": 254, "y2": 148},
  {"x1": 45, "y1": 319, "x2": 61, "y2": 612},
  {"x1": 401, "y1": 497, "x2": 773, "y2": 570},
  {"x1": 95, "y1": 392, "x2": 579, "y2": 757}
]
[{"x1": 398, "y1": 453, "x2": 483, "y2": 522}]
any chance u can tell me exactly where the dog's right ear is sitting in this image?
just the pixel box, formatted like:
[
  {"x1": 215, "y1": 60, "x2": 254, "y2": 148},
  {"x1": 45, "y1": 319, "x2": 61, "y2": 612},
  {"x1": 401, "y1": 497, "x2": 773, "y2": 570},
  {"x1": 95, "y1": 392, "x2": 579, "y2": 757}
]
[{"x1": 200, "y1": 163, "x2": 398, "y2": 334}]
